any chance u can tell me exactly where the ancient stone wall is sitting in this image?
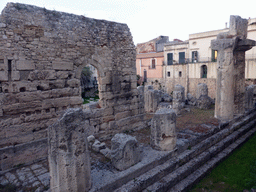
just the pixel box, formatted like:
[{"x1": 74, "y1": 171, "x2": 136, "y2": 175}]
[{"x1": 0, "y1": 3, "x2": 144, "y2": 170}]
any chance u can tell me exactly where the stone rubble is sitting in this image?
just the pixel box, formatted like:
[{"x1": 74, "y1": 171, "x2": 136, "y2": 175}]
[{"x1": 111, "y1": 133, "x2": 142, "y2": 171}]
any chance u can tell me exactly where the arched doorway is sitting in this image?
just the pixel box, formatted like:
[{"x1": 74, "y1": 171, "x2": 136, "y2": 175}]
[
  {"x1": 80, "y1": 64, "x2": 99, "y2": 104},
  {"x1": 201, "y1": 65, "x2": 207, "y2": 78}
]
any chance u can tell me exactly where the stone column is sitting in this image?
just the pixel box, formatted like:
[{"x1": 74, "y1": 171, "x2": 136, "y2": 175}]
[
  {"x1": 245, "y1": 85, "x2": 255, "y2": 110},
  {"x1": 48, "y1": 108, "x2": 91, "y2": 192},
  {"x1": 144, "y1": 85, "x2": 160, "y2": 113},
  {"x1": 211, "y1": 15, "x2": 256, "y2": 121},
  {"x1": 151, "y1": 108, "x2": 177, "y2": 151},
  {"x1": 172, "y1": 84, "x2": 185, "y2": 115},
  {"x1": 196, "y1": 83, "x2": 208, "y2": 99}
]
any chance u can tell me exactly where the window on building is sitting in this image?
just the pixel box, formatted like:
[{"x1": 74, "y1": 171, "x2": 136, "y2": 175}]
[
  {"x1": 167, "y1": 53, "x2": 173, "y2": 65},
  {"x1": 211, "y1": 50, "x2": 218, "y2": 62},
  {"x1": 201, "y1": 65, "x2": 207, "y2": 78},
  {"x1": 179, "y1": 52, "x2": 185, "y2": 64},
  {"x1": 192, "y1": 51, "x2": 198, "y2": 63},
  {"x1": 167, "y1": 71, "x2": 170, "y2": 77},
  {"x1": 179, "y1": 71, "x2": 182, "y2": 77},
  {"x1": 151, "y1": 58, "x2": 156, "y2": 69}
]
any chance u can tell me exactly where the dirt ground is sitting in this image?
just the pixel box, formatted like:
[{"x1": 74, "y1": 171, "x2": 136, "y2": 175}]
[{"x1": 91, "y1": 105, "x2": 219, "y2": 166}]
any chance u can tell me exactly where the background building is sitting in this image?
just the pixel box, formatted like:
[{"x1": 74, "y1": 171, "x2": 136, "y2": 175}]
[
  {"x1": 136, "y1": 36, "x2": 169, "y2": 83},
  {"x1": 138, "y1": 18, "x2": 256, "y2": 99}
]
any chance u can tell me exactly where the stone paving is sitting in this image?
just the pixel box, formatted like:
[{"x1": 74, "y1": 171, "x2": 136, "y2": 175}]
[{"x1": 0, "y1": 159, "x2": 50, "y2": 192}]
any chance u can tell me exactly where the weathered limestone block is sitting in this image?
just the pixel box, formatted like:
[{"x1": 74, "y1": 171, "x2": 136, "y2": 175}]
[
  {"x1": 196, "y1": 95, "x2": 213, "y2": 109},
  {"x1": 52, "y1": 61, "x2": 74, "y2": 71},
  {"x1": 16, "y1": 60, "x2": 35, "y2": 70},
  {"x1": 111, "y1": 133, "x2": 142, "y2": 171},
  {"x1": 172, "y1": 85, "x2": 185, "y2": 114},
  {"x1": 245, "y1": 85, "x2": 255, "y2": 110},
  {"x1": 161, "y1": 92, "x2": 172, "y2": 102},
  {"x1": 144, "y1": 85, "x2": 160, "y2": 113},
  {"x1": 0, "y1": 71, "x2": 8, "y2": 81},
  {"x1": 187, "y1": 93, "x2": 196, "y2": 106},
  {"x1": 196, "y1": 83, "x2": 208, "y2": 99},
  {"x1": 92, "y1": 140, "x2": 106, "y2": 152},
  {"x1": 48, "y1": 108, "x2": 91, "y2": 192},
  {"x1": 196, "y1": 83, "x2": 213, "y2": 109},
  {"x1": 151, "y1": 108, "x2": 176, "y2": 151}
]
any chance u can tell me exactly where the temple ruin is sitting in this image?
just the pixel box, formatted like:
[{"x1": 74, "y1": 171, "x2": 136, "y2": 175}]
[{"x1": 0, "y1": 3, "x2": 256, "y2": 191}]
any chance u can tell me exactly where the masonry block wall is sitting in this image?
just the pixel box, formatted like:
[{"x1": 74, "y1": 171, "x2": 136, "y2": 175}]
[{"x1": 0, "y1": 3, "x2": 145, "y2": 170}]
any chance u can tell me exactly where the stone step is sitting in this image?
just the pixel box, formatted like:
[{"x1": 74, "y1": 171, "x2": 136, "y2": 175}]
[
  {"x1": 114, "y1": 110, "x2": 256, "y2": 192},
  {"x1": 143, "y1": 119, "x2": 256, "y2": 192},
  {"x1": 169, "y1": 126, "x2": 256, "y2": 192}
]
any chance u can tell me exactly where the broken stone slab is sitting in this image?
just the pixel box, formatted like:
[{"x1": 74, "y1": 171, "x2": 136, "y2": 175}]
[
  {"x1": 196, "y1": 95, "x2": 213, "y2": 110},
  {"x1": 111, "y1": 133, "x2": 142, "y2": 171},
  {"x1": 100, "y1": 148, "x2": 112, "y2": 159},
  {"x1": 87, "y1": 135, "x2": 96, "y2": 149},
  {"x1": 92, "y1": 140, "x2": 106, "y2": 152},
  {"x1": 161, "y1": 93, "x2": 172, "y2": 102},
  {"x1": 151, "y1": 108, "x2": 177, "y2": 151},
  {"x1": 0, "y1": 23, "x2": 6, "y2": 28},
  {"x1": 157, "y1": 102, "x2": 172, "y2": 109},
  {"x1": 187, "y1": 93, "x2": 196, "y2": 106}
]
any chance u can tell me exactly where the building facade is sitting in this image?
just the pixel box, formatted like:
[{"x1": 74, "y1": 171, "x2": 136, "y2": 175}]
[
  {"x1": 136, "y1": 36, "x2": 169, "y2": 83},
  {"x1": 141, "y1": 18, "x2": 256, "y2": 99}
]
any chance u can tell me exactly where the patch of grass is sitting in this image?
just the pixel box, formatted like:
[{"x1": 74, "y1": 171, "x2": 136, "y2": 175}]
[
  {"x1": 83, "y1": 96, "x2": 99, "y2": 104},
  {"x1": 176, "y1": 106, "x2": 218, "y2": 131},
  {"x1": 190, "y1": 132, "x2": 256, "y2": 192}
]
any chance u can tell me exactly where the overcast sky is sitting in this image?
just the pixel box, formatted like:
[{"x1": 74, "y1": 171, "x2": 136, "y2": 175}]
[{"x1": 1, "y1": 0, "x2": 256, "y2": 45}]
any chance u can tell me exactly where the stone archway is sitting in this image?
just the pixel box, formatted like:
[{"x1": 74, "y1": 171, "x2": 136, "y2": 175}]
[{"x1": 0, "y1": 3, "x2": 141, "y2": 170}]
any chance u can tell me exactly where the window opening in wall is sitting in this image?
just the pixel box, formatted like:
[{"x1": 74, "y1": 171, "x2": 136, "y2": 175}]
[
  {"x1": 143, "y1": 69, "x2": 147, "y2": 82},
  {"x1": 167, "y1": 53, "x2": 173, "y2": 65},
  {"x1": 179, "y1": 71, "x2": 182, "y2": 77},
  {"x1": 167, "y1": 71, "x2": 170, "y2": 77},
  {"x1": 201, "y1": 65, "x2": 207, "y2": 78},
  {"x1": 192, "y1": 51, "x2": 198, "y2": 63},
  {"x1": 179, "y1": 52, "x2": 185, "y2": 64},
  {"x1": 80, "y1": 64, "x2": 99, "y2": 105},
  {"x1": 211, "y1": 49, "x2": 218, "y2": 62},
  {"x1": 151, "y1": 58, "x2": 156, "y2": 69},
  {"x1": 8, "y1": 60, "x2": 12, "y2": 81}
]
